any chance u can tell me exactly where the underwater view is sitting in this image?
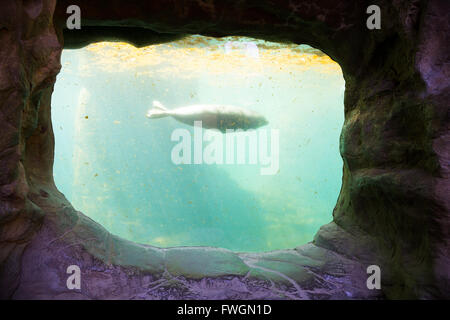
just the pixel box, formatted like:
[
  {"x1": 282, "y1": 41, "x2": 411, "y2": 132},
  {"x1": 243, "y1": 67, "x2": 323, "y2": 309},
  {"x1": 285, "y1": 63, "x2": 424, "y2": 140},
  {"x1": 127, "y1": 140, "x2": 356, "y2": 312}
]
[{"x1": 52, "y1": 35, "x2": 345, "y2": 252}]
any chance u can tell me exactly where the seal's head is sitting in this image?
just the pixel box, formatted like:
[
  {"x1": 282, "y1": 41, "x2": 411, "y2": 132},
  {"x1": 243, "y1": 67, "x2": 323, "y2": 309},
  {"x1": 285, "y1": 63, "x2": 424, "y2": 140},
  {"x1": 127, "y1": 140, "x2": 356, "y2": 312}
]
[
  {"x1": 251, "y1": 114, "x2": 268, "y2": 129},
  {"x1": 258, "y1": 116, "x2": 269, "y2": 127},
  {"x1": 238, "y1": 112, "x2": 269, "y2": 131}
]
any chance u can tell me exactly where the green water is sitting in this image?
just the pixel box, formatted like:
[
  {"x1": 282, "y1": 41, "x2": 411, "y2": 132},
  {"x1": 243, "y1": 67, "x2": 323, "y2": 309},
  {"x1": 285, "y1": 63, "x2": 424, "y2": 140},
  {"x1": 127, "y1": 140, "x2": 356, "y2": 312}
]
[{"x1": 52, "y1": 36, "x2": 345, "y2": 252}]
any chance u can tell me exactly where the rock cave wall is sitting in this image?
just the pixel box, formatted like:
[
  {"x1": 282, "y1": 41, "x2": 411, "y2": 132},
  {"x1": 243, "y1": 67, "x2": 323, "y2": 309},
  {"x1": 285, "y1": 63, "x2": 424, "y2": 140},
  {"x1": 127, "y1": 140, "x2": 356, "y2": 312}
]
[{"x1": 0, "y1": 0, "x2": 448, "y2": 299}]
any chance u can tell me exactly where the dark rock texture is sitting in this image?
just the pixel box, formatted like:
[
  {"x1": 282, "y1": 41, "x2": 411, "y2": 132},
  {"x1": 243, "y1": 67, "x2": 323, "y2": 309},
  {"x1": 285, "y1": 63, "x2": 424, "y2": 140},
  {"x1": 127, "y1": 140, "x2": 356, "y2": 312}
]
[{"x1": 0, "y1": 0, "x2": 448, "y2": 299}]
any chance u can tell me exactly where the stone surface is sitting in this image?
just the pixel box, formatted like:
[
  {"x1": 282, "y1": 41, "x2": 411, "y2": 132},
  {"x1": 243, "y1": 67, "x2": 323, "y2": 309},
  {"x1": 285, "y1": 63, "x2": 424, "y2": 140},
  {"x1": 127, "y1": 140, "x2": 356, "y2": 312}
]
[{"x1": 0, "y1": 0, "x2": 449, "y2": 299}]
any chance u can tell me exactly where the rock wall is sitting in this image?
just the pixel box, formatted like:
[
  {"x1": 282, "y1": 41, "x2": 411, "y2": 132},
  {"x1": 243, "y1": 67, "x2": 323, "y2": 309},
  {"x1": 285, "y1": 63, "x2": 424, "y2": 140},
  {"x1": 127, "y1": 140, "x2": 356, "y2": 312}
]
[{"x1": 0, "y1": 0, "x2": 448, "y2": 299}]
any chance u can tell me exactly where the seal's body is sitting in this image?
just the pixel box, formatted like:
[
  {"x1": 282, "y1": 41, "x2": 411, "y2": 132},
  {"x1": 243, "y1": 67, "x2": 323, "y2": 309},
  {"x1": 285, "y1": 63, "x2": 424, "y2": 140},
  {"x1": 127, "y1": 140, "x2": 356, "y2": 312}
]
[{"x1": 146, "y1": 101, "x2": 268, "y2": 133}]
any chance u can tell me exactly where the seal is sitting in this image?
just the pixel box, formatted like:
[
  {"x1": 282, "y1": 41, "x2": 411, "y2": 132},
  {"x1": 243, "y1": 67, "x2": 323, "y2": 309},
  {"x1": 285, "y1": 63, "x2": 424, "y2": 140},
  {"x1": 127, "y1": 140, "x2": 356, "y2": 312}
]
[{"x1": 146, "y1": 101, "x2": 268, "y2": 133}]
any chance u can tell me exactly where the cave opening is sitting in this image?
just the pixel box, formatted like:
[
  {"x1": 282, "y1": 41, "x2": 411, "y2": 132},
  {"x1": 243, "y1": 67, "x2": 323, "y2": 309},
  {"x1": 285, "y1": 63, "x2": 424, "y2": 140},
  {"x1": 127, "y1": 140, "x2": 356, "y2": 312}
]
[{"x1": 51, "y1": 35, "x2": 345, "y2": 252}]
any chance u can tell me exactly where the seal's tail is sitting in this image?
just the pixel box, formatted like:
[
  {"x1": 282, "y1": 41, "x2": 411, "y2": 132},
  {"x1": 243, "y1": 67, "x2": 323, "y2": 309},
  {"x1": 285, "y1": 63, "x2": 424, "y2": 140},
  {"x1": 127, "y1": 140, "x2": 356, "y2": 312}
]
[{"x1": 146, "y1": 100, "x2": 169, "y2": 119}]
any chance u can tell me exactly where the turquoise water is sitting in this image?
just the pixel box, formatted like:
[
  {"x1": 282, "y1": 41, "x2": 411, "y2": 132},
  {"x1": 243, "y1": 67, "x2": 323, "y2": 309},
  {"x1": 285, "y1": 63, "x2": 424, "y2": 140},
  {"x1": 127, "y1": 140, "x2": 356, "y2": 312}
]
[{"x1": 52, "y1": 36, "x2": 344, "y2": 252}]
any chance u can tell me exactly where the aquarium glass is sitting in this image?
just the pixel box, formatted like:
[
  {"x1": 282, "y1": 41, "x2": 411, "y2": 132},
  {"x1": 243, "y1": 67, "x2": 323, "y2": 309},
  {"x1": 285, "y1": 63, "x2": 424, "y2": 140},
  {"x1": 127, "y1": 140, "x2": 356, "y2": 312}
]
[{"x1": 52, "y1": 35, "x2": 345, "y2": 252}]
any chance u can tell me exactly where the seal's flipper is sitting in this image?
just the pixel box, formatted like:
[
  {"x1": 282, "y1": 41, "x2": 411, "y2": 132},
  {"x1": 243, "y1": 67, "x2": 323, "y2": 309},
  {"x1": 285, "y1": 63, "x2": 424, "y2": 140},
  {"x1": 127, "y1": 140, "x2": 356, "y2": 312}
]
[
  {"x1": 146, "y1": 101, "x2": 170, "y2": 119},
  {"x1": 153, "y1": 100, "x2": 167, "y2": 110}
]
